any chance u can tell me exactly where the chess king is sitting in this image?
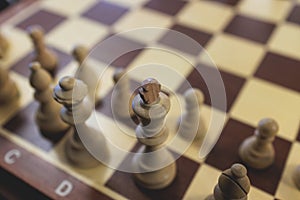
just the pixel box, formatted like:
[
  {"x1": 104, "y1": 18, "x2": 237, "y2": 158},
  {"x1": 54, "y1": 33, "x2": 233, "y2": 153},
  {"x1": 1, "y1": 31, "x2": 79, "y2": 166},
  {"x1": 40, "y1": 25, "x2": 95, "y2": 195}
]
[{"x1": 131, "y1": 78, "x2": 177, "y2": 189}]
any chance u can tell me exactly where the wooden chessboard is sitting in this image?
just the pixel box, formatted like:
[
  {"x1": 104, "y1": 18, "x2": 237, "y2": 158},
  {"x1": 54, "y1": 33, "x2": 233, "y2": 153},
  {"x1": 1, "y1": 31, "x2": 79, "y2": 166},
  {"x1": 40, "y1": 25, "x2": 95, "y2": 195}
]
[{"x1": 0, "y1": 0, "x2": 299, "y2": 199}]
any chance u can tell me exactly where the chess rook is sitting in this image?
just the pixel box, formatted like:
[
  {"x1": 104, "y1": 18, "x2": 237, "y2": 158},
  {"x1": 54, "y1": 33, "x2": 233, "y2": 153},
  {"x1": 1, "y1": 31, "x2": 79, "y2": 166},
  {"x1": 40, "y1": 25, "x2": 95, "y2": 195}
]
[
  {"x1": 132, "y1": 78, "x2": 176, "y2": 190},
  {"x1": 27, "y1": 25, "x2": 58, "y2": 76},
  {"x1": 0, "y1": 67, "x2": 19, "y2": 104},
  {"x1": 29, "y1": 62, "x2": 69, "y2": 141},
  {"x1": 53, "y1": 76, "x2": 107, "y2": 168},
  {"x1": 239, "y1": 118, "x2": 278, "y2": 169},
  {"x1": 178, "y1": 88, "x2": 206, "y2": 141},
  {"x1": 206, "y1": 163, "x2": 251, "y2": 200}
]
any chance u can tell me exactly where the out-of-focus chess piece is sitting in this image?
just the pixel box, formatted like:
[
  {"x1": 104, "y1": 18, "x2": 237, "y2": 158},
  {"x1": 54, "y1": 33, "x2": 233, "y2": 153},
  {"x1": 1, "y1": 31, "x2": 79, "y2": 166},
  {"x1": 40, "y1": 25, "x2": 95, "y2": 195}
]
[
  {"x1": 0, "y1": 67, "x2": 19, "y2": 105},
  {"x1": 239, "y1": 118, "x2": 278, "y2": 169},
  {"x1": 178, "y1": 88, "x2": 206, "y2": 141},
  {"x1": 29, "y1": 62, "x2": 69, "y2": 141},
  {"x1": 27, "y1": 25, "x2": 58, "y2": 77},
  {"x1": 0, "y1": 32, "x2": 9, "y2": 59},
  {"x1": 206, "y1": 163, "x2": 250, "y2": 200},
  {"x1": 294, "y1": 165, "x2": 300, "y2": 190}
]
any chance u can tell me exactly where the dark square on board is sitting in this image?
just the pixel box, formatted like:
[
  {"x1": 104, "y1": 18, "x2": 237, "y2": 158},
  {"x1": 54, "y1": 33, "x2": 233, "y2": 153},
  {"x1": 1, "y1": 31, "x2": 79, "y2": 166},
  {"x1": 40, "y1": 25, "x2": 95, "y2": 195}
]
[
  {"x1": 90, "y1": 35, "x2": 145, "y2": 68},
  {"x1": 208, "y1": 0, "x2": 241, "y2": 6},
  {"x1": 255, "y1": 52, "x2": 300, "y2": 92},
  {"x1": 106, "y1": 143, "x2": 200, "y2": 200},
  {"x1": 3, "y1": 102, "x2": 66, "y2": 152},
  {"x1": 16, "y1": 9, "x2": 66, "y2": 33},
  {"x1": 224, "y1": 15, "x2": 276, "y2": 43},
  {"x1": 176, "y1": 63, "x2": 245, "y2": 112},
  {"x1": 205, "y1": 118, "x2": 292, "y2": 195},
  {"x1": 96, "y1": 79, "x2": 140, "y2": 129},
  {"x1": 10, "y1": 47, "x2": 72, "y2": 78},
  {"x1": 158, "y1": 24, "x2": 212, "y2": 56},
  {"x1": 82, "y1": 1, "x2": 128, "y2": 26},
  {"x1": 287, "y1": 5, "x2": 300, "y2": 25},
  {"x1": 144, "y1": 0, "x2": 186, "y2": 16}
]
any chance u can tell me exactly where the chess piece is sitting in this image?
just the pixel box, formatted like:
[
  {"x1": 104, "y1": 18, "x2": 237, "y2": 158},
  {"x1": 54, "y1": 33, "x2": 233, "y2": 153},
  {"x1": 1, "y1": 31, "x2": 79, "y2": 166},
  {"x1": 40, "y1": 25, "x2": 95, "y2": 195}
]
[
  {"x1": 0, "y1": 67, "x2": 19, "y2": 104},
  {"x1": 29, "y1": 62, "x2": 69, "y2": 141},
  {"x1": 293, "y1": 165, "x2": 300, "y2": 190},
  {"x1": 206, "y1": 163, "x2": 251, "y2": 200},
  {"x1": 132, "y1": 78, "x2": 176, "y2": 189},
  {"x1": 239, "y1": 118, "x2": 278, "y2": 169},
  {"x1": 72, "y1": 45, "x2": 88, "y2": 65},
  {"x1": 112, "y1": 69, "x2": 131, "y2": 118},
  {"x1": 72, "y1": 45, "x2": 100, "y2": 103},
  {"x1": 27, "y1": 25, "x2": 58, "y2": 76},
  {"x1": 0, "y1": 32, "x2": 9, "y2": 59},
  {"x1": 53, "y1": 76, "x2": 107, "y2": 168},
  {"x1": 178, "y1": 88, "x2": 206, "y2": 141}
]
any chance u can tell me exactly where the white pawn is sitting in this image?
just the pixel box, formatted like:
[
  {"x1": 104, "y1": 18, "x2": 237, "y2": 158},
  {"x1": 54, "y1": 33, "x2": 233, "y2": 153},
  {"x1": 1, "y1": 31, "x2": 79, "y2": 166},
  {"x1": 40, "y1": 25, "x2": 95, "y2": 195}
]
[
  {"x1": 29, "y1": 62, "x2": 69, "y2": 140},
  {"x1": 28, "y1": 25, "x2": 58, "y2": 76},
  {"x1": 72, "y1": 45, "x2": 100, "y2": 103},
  {"x1": 112, "y1": 69, "x2": 131, "y2": 118},
  {"x1": 206, "y1": 163, "x2": 251, "y2": 200},
  {"x1": 0, "y1": 67, "x2": 19, "y2": 105},
  {"x1": 239, "y1": 118, "x2": 278, "y2": 169},
  {"x1": 294, "y1": 165, "x2": 300, "y2": 190},
  {"x1": 178, "y1": 88, "x2": 206, "y2": 141}
]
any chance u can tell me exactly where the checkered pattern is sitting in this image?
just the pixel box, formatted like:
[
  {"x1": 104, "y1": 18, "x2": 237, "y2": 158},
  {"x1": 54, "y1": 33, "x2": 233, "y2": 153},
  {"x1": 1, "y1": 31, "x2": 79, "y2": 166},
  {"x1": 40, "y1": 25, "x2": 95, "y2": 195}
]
[{"x1": 0, "y1": 0, "x2": 299, "y2": 199}]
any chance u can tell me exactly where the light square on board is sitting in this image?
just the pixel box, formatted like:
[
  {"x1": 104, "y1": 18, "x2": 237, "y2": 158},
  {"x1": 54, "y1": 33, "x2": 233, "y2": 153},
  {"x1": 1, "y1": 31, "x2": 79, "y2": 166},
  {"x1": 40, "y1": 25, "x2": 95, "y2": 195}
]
[
  {"x1": 255, "y1": 52, "x2": 300, "y2": 92},
  {"x1": 1, "y1": 26, "x2": 32, "y2": 68},
  {"x1": 200, "y1": 33, "x2": 265, "y2": 77},
  {"x1": 0, "y1": 72, "x2": 33, "y2": 125},
  {"x1": 41, "y1": 0, "x2": 97, "y2": 17},
  {"x1": 248, "y1": 187, "x2": 274, "y2": 200},
  {"x1": 16, "y1": 9, "x2": 66, "y2": 33},
  {"x1": 275, "y1": 142, "x2": 300, "y2": 200},
  {"x1": 127, "y1": 48, "x2": 194, "y2": 91},
  {"x1": 113, "y1": 8, "x2": 173, "y2": 44},
  {"x1": 268, "y1": 23, "x2": 300, "y2": 60},
  {"x1": 237, "y1": 0, "x2": 292, "y2": 23},
  {"x1": 183, "y1": 164, "x2": 220, "y2": 199},
  {"x1": 205, "y1": 118, "x2": 292, "y2": 196},
  {"x1": 231, "y1": 78, "x2": 300, "y2": 142},
  {"x1": 224, "y1": 15, "x2": 276, "y2": 44},
  {"x1": 46, "y1": 17, "x2": 109, "y2": 53},
  {"x1": 177, "y1": 1, "x2": 234, "y2": 33},
  {"x1": 82, "y1": 1, "x2": 128, "y2": 26},
  {"x1": 144, "y1": 0, "x2": 187, "y2": 16}
]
